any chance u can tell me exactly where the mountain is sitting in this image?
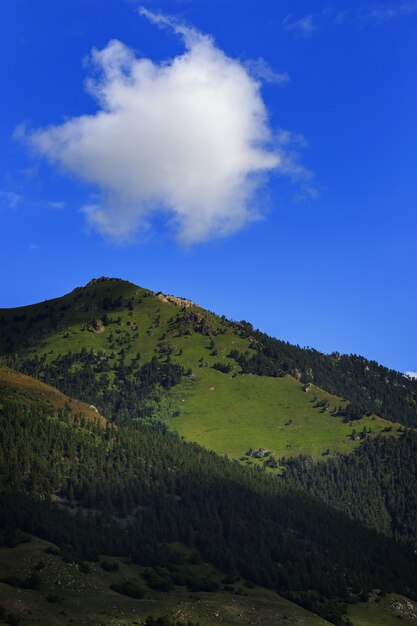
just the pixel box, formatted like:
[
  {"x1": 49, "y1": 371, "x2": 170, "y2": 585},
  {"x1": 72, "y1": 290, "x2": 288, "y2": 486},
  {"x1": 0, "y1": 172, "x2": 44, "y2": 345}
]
[
  {"x1": 1, "y1": 360, "x2": 417, "y2": 626},
  {"x1": 0, "y1": 276, "x2": 408, "y2": 461},
  {"x1": 1, "y1": 277, "x2": 417, "y2": 626}
]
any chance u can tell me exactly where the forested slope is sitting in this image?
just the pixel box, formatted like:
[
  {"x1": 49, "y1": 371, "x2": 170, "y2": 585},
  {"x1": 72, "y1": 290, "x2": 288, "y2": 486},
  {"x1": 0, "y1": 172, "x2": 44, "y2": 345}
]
[
  {"x1": 1, "y1": 373, "x2": 417, "y2": 625},
  {"x1": 282, "y1": 430, "x2": 417, "y2": 546},
  {"x1": 1, "y1": 278, "x2": 417, "y2": 625}
]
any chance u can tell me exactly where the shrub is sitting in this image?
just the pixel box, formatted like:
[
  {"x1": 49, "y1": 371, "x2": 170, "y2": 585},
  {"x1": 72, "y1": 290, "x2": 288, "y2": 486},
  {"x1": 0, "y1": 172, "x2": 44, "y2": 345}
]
[
  {"x1": 46, "y1": 593, "x2": 60, "y2": 603},
  {"x1": 187, "y1": 576, "x2": 219, "y2": 592},
  {"x1": 212, "y1": 362, "x2": 232, "y2": 374},
  {"x1": 188, "y1": 551, "x2": 202, "y2": 565},
  {"x1": 1, "y1": 572, "x2": 40, "y2": 590},
  {"x1": 110, "y1": 579, "x2": 144, "y2": 599},
  {"x1": 143, "y1": 568, "x2": 174, "y2": 592},
  {"x1": 100, "y1": 560, "x2": 119, "y2": 572},
  {"x1": 78, "y1": 561, "x2": 91, "y2": 574}
]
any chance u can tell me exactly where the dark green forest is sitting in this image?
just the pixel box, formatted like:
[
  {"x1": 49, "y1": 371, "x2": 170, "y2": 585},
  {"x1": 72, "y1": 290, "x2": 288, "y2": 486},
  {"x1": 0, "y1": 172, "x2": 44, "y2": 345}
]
[
  {"x1": 1, "y1": 384, "x2": 417, "y2": 625},
  {"x1": 281, "y1": 431, "x2": 417, "y2": 546}
]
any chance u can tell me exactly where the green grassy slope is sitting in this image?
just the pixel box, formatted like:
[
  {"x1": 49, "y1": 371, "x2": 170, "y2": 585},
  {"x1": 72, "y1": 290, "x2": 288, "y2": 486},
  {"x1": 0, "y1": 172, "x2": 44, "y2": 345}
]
[
  {"x1": 0, "y1": 277, "x2": 402, "y2": 462},
  {"x1": 171, "y1": 373, "x2": 397, "y2": 460}
]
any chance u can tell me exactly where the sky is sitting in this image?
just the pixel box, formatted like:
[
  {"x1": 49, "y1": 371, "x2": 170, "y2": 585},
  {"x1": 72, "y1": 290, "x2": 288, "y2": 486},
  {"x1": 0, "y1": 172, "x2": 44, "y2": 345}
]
[{"x1": 1, "y1": 0, "x2": 416, "y2": 374}]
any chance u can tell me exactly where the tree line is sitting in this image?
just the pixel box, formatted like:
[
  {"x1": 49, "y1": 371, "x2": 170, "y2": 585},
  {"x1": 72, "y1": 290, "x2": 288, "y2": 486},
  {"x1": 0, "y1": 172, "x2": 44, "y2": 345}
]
[{"x1": 230, "y1": 324, "x2": 417, "y2": 427}]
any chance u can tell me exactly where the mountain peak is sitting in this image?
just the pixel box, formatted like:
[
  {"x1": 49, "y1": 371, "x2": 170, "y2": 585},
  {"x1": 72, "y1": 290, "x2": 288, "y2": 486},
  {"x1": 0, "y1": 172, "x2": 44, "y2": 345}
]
[{"x1": 72, "y1": 276, "x2": 125, "y2": 293}]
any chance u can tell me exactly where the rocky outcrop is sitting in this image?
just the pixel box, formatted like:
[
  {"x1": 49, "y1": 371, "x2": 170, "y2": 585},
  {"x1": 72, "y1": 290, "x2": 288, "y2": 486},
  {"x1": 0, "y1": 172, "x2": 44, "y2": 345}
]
[
  {"x1": 88, "y1": 319, "x2": 105, "y2": 333},
  {"x1": 245, "y1": 447, "x2": 272, "y2": 459},
  {"x1": 156, "y1": 292, "x2": 195, "y2": 308}
]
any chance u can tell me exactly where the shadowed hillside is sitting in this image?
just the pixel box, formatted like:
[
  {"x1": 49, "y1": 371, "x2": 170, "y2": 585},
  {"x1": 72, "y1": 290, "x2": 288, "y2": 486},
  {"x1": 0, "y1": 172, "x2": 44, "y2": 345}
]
[{"x1": 1, "y1": 368, "x2": 417, "y2": 625}]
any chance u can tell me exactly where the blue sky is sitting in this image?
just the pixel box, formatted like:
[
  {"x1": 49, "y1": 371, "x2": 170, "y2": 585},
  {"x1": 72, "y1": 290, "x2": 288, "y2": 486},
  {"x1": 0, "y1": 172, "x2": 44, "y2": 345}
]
[{"x1": 1, "y1": 0, "x2": 416, "y2": 373}]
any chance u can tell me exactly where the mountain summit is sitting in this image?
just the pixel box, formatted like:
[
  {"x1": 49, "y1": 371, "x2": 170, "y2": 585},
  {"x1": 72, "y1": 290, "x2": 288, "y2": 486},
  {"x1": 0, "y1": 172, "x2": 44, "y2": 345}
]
[{"x1": 1, "y1": 277, "x2": 417, "y2": 625}]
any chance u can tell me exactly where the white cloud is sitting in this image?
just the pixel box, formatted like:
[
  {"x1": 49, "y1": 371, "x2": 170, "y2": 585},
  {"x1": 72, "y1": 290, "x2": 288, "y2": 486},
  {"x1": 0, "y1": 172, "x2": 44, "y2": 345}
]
[
  {"x1": 46, "y1": 200, "x2": 66, "y2": 209},
  {"x1": 357, "y1": 3, "x2": 417, "y2": 24},
  {"x1": 244, "y1": 58, "x2": 289, "y2": 84},
  {"x1": 22, "y1": 9, "x2": 308, "y2": 245},
  {"x1": 0, "y1": 191, "x2": 22, "y2": 208},
  {"x1": 405, "y1": 371, "x2": 417, "y2": 379},
  {"x1": 282, "y1": 14, "x2": 316, "y2": 36},
  {"x1": 283, "y1": 3, "x2": 417, "y2": 35}
]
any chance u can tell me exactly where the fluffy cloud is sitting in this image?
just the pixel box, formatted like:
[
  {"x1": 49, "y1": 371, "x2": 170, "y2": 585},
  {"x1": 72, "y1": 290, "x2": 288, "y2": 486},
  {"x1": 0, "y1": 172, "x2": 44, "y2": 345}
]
[
  {"x1": 405, "y1": 371, "x2": 417, "y2": 379},
  {"x1": 26, "y1": 10, "x2": 299, "y2": 245}
]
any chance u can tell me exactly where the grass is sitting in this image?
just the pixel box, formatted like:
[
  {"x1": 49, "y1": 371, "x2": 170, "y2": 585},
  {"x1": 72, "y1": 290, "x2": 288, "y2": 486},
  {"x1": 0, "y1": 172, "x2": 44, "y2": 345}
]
[
  {"x1": 0, "y1": 535, "x2": 330, "y2": 626},
  {"x1": 0, "y1": 277, "x2": 404, "y2": 464},
  {"x1": 170, "y1": 372, "x2": 401, "y2": 461},
  {"x1": 347, "y1": 593, "x2": 417, "y2": 625}
]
